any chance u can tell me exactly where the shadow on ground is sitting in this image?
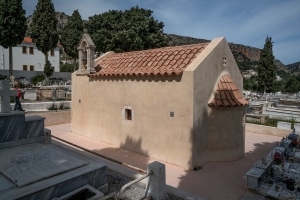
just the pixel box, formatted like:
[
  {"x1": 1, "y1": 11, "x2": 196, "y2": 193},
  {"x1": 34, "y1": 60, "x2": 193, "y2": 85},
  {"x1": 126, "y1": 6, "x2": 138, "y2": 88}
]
[{"x1": 176, "y1": 137, "x2": 278, "y2": 200}]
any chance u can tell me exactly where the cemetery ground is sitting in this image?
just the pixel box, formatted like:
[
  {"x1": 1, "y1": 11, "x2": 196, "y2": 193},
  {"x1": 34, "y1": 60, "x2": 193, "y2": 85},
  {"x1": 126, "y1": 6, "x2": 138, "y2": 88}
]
[{"x1": 47, "y1": 123, "x2": 281, "y2": 200}]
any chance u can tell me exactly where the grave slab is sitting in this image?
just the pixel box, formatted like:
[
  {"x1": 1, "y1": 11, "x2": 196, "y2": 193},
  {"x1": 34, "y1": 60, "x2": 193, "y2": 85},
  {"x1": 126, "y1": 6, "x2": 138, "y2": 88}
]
[
  {"x1": 0, "y1": 143, "x2": 88, "y2": 187},
  {"x1": 277, "y1": 121, "x2": 292, "y2": 130},
  {"x1": 0, "y1": 142, "x2": 106, "y2": 200}
]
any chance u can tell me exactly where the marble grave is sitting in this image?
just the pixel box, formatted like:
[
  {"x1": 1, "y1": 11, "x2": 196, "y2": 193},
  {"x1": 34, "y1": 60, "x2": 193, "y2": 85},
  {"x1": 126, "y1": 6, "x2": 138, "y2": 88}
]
[
  {"x1": 277, "y1": 121, "x2": 292, "y2": 130},
  {"x1": 0, "y1": 80, "x2": 107, "y2": 200}
]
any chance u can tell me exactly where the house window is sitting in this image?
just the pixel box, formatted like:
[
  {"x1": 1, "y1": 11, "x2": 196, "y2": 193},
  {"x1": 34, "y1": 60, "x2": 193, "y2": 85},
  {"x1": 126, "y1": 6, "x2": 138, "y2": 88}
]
[
  {"x1": 23, "y1": 65, "x2": 27, "y2": 71},
  {"x1": 29, "y1": 47, "x2": 34, "y2": 54},
  {"x1": 30, "y1": 65, "x2": 34, "y2": 71},
  {"x1": 22, "y1": 46, "x2": 27, "y2": 54},
  {"x1": 50, "y1": 50, "x2": 55, "y2": 56},
  {"x1": 51, "y1": 66, "x2": 55, "y2": 72}
]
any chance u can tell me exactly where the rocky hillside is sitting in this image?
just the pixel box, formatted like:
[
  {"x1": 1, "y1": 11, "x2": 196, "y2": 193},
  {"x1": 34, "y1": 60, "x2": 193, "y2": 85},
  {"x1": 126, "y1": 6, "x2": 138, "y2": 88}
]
[
  {"x1": 166, "y1": 34, "x2": 262, "y2": 71},
  {"x1": 286, "y1": 62, "x2": 300, "y2": 74},
  {"x1": 26, "y1": 12, "x2": 69, "y2": 36},
  {"x1": 166, "y1": 34, "x2": 296, "y2": 77},
  {"x1": 26, "y1": 12, "x2": 298, "y2": 77}
]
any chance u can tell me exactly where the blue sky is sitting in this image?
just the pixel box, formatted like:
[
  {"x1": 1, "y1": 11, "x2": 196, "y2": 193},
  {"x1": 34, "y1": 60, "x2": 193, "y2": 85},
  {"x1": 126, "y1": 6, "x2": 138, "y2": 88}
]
[{"x1": 23, "y1": 0, "x2": 300, "y2": 65}]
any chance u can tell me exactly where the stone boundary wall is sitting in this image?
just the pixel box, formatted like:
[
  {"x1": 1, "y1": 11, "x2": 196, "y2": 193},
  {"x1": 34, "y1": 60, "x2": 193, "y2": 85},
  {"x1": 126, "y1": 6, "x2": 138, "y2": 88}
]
[
  {"x1": 25, "y1": 110, "x2": 71, "y2": 126},
  {"x1": 246, "y1": 123, "x2": 291, "y2": 137}
]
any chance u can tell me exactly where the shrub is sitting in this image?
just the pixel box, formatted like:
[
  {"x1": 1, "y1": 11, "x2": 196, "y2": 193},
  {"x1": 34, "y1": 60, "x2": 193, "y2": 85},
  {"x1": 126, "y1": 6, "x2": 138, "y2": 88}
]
[
  {"x1": 0, "y1": 75, "x2": 7, "y2": 80},
  {"x1": 58, "y1": 102, "x2": 64, "y2": 110},
  {"x1": 47, "y1": 103, "x2": 58, "y2": 111},
  {"x1": 31, "y1": 72, "x2": 46, "y2": 85}
]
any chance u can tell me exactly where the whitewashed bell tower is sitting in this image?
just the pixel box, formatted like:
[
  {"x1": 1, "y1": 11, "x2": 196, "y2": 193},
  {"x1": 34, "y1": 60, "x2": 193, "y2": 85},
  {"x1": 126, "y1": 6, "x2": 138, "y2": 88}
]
[{"x1": 77, "y1": 34, "x2": 96, "y2": 74}]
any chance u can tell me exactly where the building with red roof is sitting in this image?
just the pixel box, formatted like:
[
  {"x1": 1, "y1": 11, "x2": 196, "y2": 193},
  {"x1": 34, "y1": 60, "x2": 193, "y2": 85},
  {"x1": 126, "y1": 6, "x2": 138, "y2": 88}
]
[
  {"x1": 0, "y1": 37, "x2": 60, "y2": 73},
  {"x1": 71, "y1": 34, "x2": 248, "y2": 169}
]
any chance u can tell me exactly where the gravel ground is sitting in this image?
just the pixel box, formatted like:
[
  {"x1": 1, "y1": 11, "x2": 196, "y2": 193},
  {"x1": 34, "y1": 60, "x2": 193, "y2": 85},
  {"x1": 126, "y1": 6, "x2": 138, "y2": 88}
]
[{"x1": 99, "y1": 170, "x2": 185, "y2": 200}]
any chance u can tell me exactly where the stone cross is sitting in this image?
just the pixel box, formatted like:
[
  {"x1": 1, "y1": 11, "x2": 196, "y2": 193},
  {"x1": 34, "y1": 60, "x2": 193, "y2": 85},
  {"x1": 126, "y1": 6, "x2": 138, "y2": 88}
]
[{"x1": 0, "y1": 80, "x2": 18, "y2": 113}]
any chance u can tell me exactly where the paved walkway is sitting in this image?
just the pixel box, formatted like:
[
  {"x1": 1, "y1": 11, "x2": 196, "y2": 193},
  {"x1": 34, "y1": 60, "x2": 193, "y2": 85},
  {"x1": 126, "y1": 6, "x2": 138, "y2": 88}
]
[{"x1": 46, "y1": 124, "x2": 281, "y2": 200}]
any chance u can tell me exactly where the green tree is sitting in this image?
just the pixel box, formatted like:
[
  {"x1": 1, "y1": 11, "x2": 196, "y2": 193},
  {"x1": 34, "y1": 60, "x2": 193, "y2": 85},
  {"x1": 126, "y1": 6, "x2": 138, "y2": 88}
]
[
  {"x1": 85, "y1": 6, "x2": 169, "y2": 53},
  {"x1": 0, "y1": 0, "x2": 27, "y2": 79},
  {"x1": 60, "y1": 62, "x2": 78, "y2": 72},
  {"x1": 257, "y1": 36, "x2": 276, "y2": 93},
  {"x1": 284, "y1": 75, "x2": 299, "y2": 93},
  {"x1": 243, "y1": 77, "x2": 252, "y2": 90},
  {"x1": 273, "y1": 80, "x2": 284, "y2": 92},
  {"x1": 44, "y1": 60, "x2": 53, "y2": 77},
  {"x1": 30, "y1": 0, "x2": 58, "y2": 67},
  {"x1": 60, "y1": 10, "x2": 83, "y2": 72}
]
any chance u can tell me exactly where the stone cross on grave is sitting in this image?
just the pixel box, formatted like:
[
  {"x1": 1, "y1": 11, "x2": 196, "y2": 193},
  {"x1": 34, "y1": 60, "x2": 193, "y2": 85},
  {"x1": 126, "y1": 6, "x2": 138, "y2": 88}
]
[{"x1": 0, "y1": 80, "x2": 17, "y2": 113}]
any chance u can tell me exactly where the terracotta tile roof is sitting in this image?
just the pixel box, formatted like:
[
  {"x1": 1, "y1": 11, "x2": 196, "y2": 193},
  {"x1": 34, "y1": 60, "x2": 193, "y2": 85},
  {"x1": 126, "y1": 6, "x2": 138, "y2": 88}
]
[
  {"x1": 23, "y1": 37, "x2": 32, "y2": 43},
  {"x1": 90, "y1": 43, "x2": 208, "y2": 77},
  {"x1": 208, "y1": 74, "x2": 249, "y2": 107}
]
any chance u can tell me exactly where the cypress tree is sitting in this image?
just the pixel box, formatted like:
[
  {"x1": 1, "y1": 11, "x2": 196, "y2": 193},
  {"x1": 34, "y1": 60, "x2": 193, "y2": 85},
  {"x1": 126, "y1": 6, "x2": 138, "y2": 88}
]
[
  {"x1": 258, "y1": 36, "x2": 276, "y2": 93},
  {"x1": 44, "y1": 60, "x2": 53, "y2": 77},
  {"x1": 0, "y1": 0, "x2": 27, "y2": 79},
  {"x1": 60, "y1": 10, "x2": 83, "y2": 72},
  {"x1": 31, "y1": 0, "x2": 58, "y2": 76}
]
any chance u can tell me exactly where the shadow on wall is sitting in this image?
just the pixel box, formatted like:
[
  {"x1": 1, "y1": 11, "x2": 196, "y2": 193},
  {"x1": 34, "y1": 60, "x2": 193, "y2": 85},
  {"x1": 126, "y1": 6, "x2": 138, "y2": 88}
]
[
  {"x1": 177, "y1": 139, "x2": 278, "y2": 200},
  {"x1": 89, "y1": 74, "x2": 183, "y2": 83},
  {"x1": 90, "y1": 135, "x2": 151, "y2": 172}
]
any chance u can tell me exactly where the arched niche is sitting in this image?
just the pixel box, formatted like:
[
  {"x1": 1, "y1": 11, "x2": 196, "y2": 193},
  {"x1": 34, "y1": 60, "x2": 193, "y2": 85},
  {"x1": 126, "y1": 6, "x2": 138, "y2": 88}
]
[{"x1": 77, "y1": 34, "x2": 96, "y2": 75}]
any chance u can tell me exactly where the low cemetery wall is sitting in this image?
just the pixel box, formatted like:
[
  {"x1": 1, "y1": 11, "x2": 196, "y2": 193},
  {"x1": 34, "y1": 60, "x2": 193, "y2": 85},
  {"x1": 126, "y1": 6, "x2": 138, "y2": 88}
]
[
  {"x1": 25, "y1": 110, "x2": 71, "y2": 126},
  {"x1": 279, "y1": 100, "x2": 300, "y2": 106},
  {"x1": 14, "y1": 101, "x2": 71, "y2": 111},
  {"x1": 246, "y1": 123, "x2": 291, "y2": 137},
  {"x1": 36, "y1": 89, "x2": 68, "y2": 100},
  {"x1": 0, "y1": 69, "x2": 71, "y2": 81},
  {"x1": 246, "y1": 113, "x2": 267, "y2": 124}
]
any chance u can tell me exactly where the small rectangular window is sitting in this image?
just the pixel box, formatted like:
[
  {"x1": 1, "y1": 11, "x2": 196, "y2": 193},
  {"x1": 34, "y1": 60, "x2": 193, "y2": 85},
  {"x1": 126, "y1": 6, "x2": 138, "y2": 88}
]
[
  {"x1": 29, "y1": 47, "x2": 34, "y2": 54},
  {"x1": 50, "y1": 50, "x2": 54, "y2": 56},
  {"x1": 125, "y1": 109, "x2": 132, "y2": 120},
  {"x1": 23, "y1": 65, "x2": 27, "y2": 71},
  {"x1": 51, "y1": 66, "x2": 55, "y2": 72},
  {"x1": 30, "y1": 65, "x2": 34, "y2": 71},
  {"x1": 22, "y1": 46, "x2": 27, "y2": 54}
]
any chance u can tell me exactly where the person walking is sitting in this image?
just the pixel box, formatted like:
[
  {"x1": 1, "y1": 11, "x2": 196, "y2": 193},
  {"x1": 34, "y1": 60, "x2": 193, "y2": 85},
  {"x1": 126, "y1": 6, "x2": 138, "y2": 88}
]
[{"x1": 14, "y1": 84, "x2": 25, "y2": 111}]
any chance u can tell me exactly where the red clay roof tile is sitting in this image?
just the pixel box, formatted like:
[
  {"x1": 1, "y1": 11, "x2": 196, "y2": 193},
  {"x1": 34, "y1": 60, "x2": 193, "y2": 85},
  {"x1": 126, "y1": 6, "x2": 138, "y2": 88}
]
[
  {"x1": 23, "y1": 37, "x2": 32, "y2": 43},
  {"x1": 90, "y1": 43, "x2": 208, "y2": 77},
  {"x1": 208, "y1": 74, "x2": 249, "y2": 107}
]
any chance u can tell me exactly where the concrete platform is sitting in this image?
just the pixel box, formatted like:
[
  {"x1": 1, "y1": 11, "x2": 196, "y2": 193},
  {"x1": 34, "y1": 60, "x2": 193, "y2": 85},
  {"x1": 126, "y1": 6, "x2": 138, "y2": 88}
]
[{"x1": 47, "y1": 123, "x2": 281, "y2": 200}]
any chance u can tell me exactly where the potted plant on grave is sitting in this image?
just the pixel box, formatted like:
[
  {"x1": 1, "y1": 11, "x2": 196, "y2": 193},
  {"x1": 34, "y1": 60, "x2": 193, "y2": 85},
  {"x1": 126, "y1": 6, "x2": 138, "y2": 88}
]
[
  {"x1": 272, "y1": 152, "x2": 284, "y2": 179},
  {"x1": 273, "y1": 152, "x2": 284, "y2": 165}
]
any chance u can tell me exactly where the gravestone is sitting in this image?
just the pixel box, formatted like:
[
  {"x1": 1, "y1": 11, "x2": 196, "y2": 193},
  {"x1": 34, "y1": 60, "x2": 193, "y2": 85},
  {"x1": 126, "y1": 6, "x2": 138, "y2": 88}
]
[
  {"x1": 277, "y1": 121, "x2": 292, "y2": 130},
  {"x1": 52, "y1": 88, "x2": 56, "y2": 100},
  {"x1": 294, "y1": 123, "x2": 300, "y2": 132},
  {"x1": 66, "y1": 92, "x2": 71, "y2": 100},
  {"x1": 24, "y1": 89, "x2": 37, "y2": 100},
  {"x1": 0, "y1": 80, "x2": 17, "y2": 113}
]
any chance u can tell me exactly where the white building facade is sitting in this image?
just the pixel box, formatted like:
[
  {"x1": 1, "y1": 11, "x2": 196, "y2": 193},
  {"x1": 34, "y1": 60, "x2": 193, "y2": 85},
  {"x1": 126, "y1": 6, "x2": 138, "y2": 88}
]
[{"x1": 0, "y1": 37, "x2": 60, "y2": 72}]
